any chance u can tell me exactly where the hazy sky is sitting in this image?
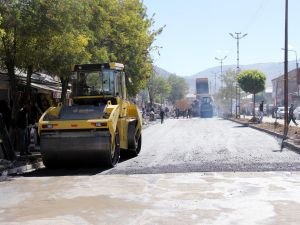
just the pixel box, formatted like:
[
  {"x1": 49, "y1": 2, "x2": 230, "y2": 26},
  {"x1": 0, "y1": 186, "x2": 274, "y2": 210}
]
[{"x1": 143, "y1": 0, "x2": 300, "y2": 76}]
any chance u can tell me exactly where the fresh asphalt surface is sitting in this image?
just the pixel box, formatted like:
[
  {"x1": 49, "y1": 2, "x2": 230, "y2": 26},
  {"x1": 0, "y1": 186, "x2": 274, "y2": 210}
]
[
  {"x1": 15, "y1": 117, "x2": 300, "y2": 177},
  {"x1": 106, "y1": 117, "x2": 300, "y2": 174}
]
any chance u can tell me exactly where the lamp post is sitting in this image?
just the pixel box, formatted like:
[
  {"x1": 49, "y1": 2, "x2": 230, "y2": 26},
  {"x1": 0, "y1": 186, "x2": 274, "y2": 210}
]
[
  {"x1": 229, "y1": 32, "x2": 248, "y2": 118},
  {"x1": 215, "y1": 56, "x2": 227, "y2": 88}
]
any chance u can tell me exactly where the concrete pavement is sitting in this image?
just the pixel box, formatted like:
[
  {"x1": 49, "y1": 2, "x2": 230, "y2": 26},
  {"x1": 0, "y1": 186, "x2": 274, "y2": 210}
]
[{"x1": 1, "y1": 172, "x2": 300, "y2": 225}]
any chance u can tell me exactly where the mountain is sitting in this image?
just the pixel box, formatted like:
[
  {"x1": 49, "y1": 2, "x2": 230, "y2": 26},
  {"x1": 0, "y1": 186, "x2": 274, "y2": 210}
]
[
  {"x1": 153, "y1": 66, "x2": 173, "y2": 79},
  {"x1": 154, "y1": 61, "x2": 298, "y2": 93}
]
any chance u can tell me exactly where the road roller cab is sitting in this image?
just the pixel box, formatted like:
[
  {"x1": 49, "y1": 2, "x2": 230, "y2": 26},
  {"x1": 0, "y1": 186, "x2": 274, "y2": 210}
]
[{"x1": 38, "y1": 63, "x2": 142, "y2": 167}]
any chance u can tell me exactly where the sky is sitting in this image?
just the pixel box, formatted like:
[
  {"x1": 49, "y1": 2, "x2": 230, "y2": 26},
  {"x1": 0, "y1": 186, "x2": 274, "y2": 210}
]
[{"x1": 143, "y1": 0, "x2": 300, "y2": 76}]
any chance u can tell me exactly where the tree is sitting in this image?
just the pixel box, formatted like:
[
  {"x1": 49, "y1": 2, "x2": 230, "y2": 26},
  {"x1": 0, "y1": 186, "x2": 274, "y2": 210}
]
[
  {"x1": 167, "y1": 74, "x2": 188, "y2": 104},
  {"x1": 214, "y1": 69, "x2": 236, "y2": 115},
  {"x1": 237, "y1": 69, "x2": 266, "y2": 119},
  {"x1": 16, "y1": 0, "x2": 66, "y2": 99},
  {"x1": 46, "y1": 33, "x2": 91, "y2": 104},
  {"x1": 147, "y1": 73, "x2": 170, "y2": 106},
  {"x1": 41, "y1": 0, "x2": 92, "y2": 104},
  {"x1": 88, "y1": 0, "x2": 164, "y2": 96},
  {"x1": 0, "y1": 0, "x2": 22, "y2": 122}
]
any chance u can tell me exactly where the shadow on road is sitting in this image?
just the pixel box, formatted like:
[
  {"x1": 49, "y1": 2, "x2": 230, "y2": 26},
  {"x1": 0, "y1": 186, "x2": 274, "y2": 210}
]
[
  {"x1": 232, "y1": 125, "x2": 248, "y2": 128},
  {"x1": 19, "y1": 167, "x2": 108, "y2": 177},
  {"x1": 17, "y1": 153, "x2": 136, "y2": 177}
]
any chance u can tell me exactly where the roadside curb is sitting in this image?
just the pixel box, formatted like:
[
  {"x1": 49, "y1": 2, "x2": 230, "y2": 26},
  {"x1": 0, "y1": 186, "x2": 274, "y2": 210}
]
[
  {"x1": 248, "y1": 124, "x2": 285, "y2": 139},
  {"x1": 226, "y1": 117, "x2": 300, "y2": 154},
  {"x1": 0, "y1": 159, "x2": 44, "y2": 181}
]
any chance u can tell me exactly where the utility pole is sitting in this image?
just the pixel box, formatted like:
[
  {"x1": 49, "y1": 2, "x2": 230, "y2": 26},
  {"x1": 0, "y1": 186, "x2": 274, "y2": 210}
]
[
  {"x1": 283, "y1": 0, "x2": 289, "y2": 138},
  {"x1": 229, "y1": 32, "x2": 248, "y2": 118},
  {"x1": 215, "y1": 56, "x2": 227, "y2": 88}
]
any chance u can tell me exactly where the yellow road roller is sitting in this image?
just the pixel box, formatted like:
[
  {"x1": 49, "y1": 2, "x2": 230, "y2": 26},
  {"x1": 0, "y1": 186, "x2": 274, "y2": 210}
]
[{"x1": 38, "y1": 63, "x2": 142, "y2": 167}]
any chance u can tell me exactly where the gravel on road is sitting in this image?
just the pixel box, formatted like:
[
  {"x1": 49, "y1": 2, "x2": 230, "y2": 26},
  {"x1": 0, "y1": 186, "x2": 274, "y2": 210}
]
[{"x1": 107, "y1": 118, "x2": 300, "y2": 174}]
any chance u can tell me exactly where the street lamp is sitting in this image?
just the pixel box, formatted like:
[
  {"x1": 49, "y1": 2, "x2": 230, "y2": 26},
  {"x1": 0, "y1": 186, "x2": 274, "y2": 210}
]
[
  {"x1": 229, "y1": 32, "x2": 248, "y2": 118},
  {"x1": 281, "y1": 48, "x2": 299, "y2": 96},
  {"x1": 215, "y1": 56, "x2": 227, "y2": 88}
]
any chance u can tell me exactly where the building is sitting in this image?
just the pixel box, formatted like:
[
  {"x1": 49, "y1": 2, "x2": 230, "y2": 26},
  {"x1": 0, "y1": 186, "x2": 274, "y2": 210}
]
[
  {"x1": 0, "y1": 70, "x2": 66, "y2": 104},
  {"x1": 272, "y1": 68, "x2": 300, "y2": 106}
]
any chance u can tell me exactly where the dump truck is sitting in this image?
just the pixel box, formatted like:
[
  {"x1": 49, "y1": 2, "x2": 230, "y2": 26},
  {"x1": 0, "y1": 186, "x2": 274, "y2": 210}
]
[
  {"x1": 196, "y1": 78, "x2": 213, "y2": 118},
  {"x1": 38, "y1": 63, "x2": 142, "y2": 167}
]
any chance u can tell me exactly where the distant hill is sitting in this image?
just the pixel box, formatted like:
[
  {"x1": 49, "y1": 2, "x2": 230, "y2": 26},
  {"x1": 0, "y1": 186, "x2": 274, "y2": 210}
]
[
  {"x1": 153, "y1": 66, "x2": 173, "y2": 79},
  {"x1": 154, "y1": 61, "x2": 297, "y2": 93}
]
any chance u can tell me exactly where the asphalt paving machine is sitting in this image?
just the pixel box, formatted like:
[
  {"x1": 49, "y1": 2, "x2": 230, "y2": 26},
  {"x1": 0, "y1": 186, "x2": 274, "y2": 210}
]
[{"x1": 38, "y1": 63, "x2": 142, "y2": 167}]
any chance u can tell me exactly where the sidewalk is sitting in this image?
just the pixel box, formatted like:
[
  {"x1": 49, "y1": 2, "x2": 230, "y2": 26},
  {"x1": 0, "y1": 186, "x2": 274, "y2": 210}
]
[{"x1": 228, "y1": 116, "x2": 300, "y2": 153}]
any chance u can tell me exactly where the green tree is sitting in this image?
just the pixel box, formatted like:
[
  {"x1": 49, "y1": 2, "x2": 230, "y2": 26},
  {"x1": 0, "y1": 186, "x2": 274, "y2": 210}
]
[
  {"x1": 88, "y1": 0, "x2": 163, "y2": 96},
  {"x1": 237, "y1": 69, "x2": 266, "y2": 118},
  {"x1": 41, "y1": 0, "x2": 92, "y2": 104},
  {"x1": 215, "y1": 69, "x2": 236, "y2": 115},
  {"x1": 167, "y1": 74, "x2": 188, "y2": 104},
  {"x1": 16, "y1": 0, "x2": 65, "y2": 98},
  {"x1": 0, "y1": 0, "x2": 162, "y2": 109},
  {"x1": 0, "y1": 0, "x2": 22, "y2": 122},
  {"x1": 147, "y1": 73, "x2": 170, "y2": 106}
]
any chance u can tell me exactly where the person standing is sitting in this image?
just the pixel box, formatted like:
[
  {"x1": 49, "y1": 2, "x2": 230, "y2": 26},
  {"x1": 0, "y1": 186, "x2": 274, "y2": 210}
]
[
  {"x1": 175, "y1": 108, "x2": 179, "y2": 119},
  {"x1": 288, "y1": 104, "x2": 298, "y2": 126},
  {"x1": 187, "y1": 108, "x2": 192, "y2": 118},
  {"x1": 16, "y1": 101, "x2": 31, "y2": 155},
  {"x1": 259, "y1": 101, "x2": 264, "y2": 123},
  {"x1": 0, "y1": 100, "x2": 11, "y2": 130},
  {"x1": 160, "y1": 108, "x2": 165, "y2": 124}
]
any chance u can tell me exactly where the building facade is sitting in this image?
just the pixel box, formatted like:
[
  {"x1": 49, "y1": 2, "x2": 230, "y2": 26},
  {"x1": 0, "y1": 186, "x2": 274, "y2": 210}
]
[{"x1": 272, "y1": 68, "x2": 300, "y2": 106}]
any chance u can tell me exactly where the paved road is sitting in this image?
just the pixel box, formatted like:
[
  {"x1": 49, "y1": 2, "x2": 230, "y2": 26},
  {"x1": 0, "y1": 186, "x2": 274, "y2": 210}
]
[
  {"x1": 107, "y1": 118, "x2": 300, "y2": 174},
  {"x1": 2, "y1": 118, "x2": 300, "y2": 224}
]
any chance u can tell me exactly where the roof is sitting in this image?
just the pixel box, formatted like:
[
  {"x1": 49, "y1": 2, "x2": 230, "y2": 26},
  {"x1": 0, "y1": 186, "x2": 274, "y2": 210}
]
[
  {"x1": 186, "y1": 93, "x2": 196, "y2": 98},
  {"x1": 74, "y1": 63, "x2": 124, "y2": 72},
  {"x1": 196, "y1": 78, "x2": 208, "y2": 81},
  {"x1": 0, "y1": 70, "x2": 62, "y2": 93}
]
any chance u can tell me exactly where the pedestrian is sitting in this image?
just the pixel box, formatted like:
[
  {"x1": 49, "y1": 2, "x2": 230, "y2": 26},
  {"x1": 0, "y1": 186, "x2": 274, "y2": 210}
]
[
  {"x1": 175, "y1": 108, "x2": 179, "y2": 119},
  {"x1": 16, "y1": 100, "x2": 31, "y2": 156},
  {"x1": 187, "y1": 108, "x2": 192, "y2": 118},
  {"x1": 160, "y1": 108, "x2": 165, "y2": 124},
  {"x1": 288, "y1": 104, "x2": 298, "y2": 126},
  {"x1": 259, "y1": 101, "x2": 264, "y2": 123},
  {"x1": 0, "y1": 100, "x2": 11, "y2": 130}
]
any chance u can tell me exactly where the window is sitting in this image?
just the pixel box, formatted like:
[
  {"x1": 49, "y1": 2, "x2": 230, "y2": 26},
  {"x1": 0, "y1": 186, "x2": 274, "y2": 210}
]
[{"x1": 74, "y1": 69, "x2": 117, "y2": 96}]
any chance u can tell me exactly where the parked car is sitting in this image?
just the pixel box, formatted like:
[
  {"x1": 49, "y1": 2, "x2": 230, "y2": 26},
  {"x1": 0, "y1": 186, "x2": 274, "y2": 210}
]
[
  {"x1": 276, "y1": 106, "x2": 299, "y2": 119},
  {"x1": 276, "y1": 107, "x2": 285, "y2": 119}
]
